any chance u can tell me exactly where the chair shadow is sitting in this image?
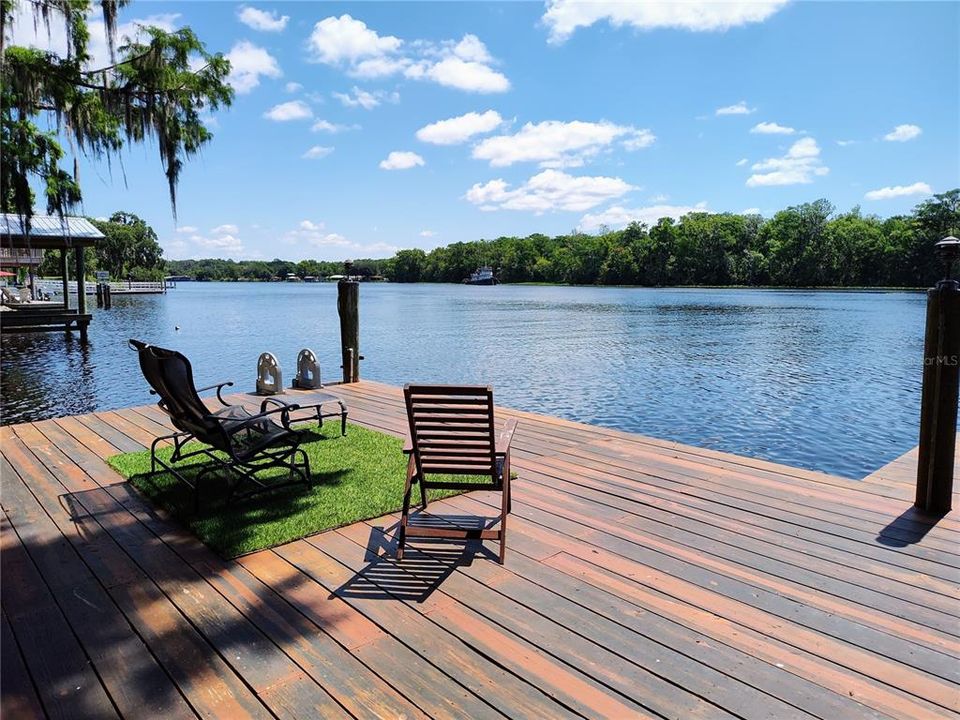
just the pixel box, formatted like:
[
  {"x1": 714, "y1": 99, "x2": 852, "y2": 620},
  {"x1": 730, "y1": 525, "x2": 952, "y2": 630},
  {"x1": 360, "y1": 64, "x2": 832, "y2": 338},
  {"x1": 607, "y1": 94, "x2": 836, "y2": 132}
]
[
  {"x1": 875, "y1": 506, "x2": 950, "y2": 547},
  {"x1": 334, "y1": 514, "x2": 496, "y2": 603}
]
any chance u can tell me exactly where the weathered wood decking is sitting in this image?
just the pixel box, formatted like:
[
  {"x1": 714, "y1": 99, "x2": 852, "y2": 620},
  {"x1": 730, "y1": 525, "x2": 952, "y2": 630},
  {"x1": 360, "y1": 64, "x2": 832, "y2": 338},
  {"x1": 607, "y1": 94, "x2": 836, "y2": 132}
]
[{"x1": 2, "y1": 380, "x2": 958, "y2": 719}]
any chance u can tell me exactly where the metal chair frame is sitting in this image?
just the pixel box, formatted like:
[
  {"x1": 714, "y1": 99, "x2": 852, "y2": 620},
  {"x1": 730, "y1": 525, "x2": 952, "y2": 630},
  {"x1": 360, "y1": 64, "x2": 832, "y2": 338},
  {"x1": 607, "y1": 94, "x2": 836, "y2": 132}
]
[{"x1": 129, "y1": 340, "x2": 311, "y2": 511}]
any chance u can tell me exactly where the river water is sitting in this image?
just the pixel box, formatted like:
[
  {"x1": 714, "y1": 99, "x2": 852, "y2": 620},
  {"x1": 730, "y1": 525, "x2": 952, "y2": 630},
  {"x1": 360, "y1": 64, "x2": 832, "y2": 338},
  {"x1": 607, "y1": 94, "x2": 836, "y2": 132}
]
[{"x1": 0, "y1": 282, "x2": 926, "y2": 479}]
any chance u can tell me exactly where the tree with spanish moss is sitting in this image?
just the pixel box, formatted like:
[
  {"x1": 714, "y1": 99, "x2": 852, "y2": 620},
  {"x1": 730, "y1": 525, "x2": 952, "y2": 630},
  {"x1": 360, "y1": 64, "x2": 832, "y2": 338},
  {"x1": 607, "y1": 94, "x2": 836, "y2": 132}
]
[{"x1": 0, "y1": 0, "x2": 232, "y2": 223}]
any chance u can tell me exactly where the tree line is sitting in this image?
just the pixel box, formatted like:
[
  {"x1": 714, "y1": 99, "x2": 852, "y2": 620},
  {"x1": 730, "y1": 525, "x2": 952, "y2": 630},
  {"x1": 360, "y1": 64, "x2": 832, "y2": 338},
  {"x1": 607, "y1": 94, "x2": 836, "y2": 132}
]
[
  {"x1": 389, "y1": 191, "x2": 959, "y2": 288},
  {"x1": 164, "y1": 190, "x2": 959, "y2": 288}
]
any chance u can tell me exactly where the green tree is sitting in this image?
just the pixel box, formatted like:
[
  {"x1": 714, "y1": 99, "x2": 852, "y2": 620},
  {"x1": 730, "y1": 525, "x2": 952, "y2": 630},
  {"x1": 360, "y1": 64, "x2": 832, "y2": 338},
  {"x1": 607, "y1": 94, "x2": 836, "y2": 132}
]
[
  {"x1": 762, "y1": 200, "x2": 836, "y2": 286},
  {"x1": 908, "y1": 190, "x2": 960, "y2": 284},
  {"x1": 91, "y1": 211, "x2": 163, "y2": 278},
  {"x1": 1, "y1": 0, "x2": 232, "y2": 221},
  {"x1": 391, "y1": 249, "x2": 427, "y2": 282}
]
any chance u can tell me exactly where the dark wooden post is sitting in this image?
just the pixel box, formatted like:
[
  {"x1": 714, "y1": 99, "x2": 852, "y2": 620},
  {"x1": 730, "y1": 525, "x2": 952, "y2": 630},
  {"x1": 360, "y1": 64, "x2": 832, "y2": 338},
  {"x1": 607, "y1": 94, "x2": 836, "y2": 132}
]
[
  {"x1": 96, "y1": 282, "x2": 103, "y2": 308},
  {"x1": 337, "y1": 273, "x2": 360, "y2": 383},
  {"x1": 75, "y1": 246, "x2": 87, "y2": 341},
  {"x1": 916, "y1": 237, "x2": 960, "y2": 514},
  {"x1": 59, "y1": 248, "x2": 70, "y2": 310}
]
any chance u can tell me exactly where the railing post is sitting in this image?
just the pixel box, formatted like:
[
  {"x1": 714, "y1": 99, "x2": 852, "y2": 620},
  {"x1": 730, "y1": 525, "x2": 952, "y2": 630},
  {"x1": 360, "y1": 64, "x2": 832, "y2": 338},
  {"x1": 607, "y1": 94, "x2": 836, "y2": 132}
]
[
  {"x1": 337, "y1": 262, "x2": 360, "y2": 383},
  {"x1": 916, "y1": 237, "x2": 960, "y2": 514}
]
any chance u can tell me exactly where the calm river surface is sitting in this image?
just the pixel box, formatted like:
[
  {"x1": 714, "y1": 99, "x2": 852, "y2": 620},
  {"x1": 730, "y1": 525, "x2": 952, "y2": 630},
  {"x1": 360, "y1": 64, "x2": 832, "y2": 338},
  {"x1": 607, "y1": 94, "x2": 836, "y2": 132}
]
[{"x1": 1, "y1": 283, "x2": 926, "y2": 479}]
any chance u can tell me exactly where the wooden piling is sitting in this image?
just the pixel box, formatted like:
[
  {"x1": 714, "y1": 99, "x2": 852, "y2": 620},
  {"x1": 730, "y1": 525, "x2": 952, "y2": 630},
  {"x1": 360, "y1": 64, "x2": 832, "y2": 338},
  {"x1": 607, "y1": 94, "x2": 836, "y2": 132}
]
[
  {"x1": 75, "y1": 247, "x2": 87, "y2": 341},
  {"x1": 59, "y1": 249, "x2": 69, "y2": 311},
  {"x1": 916, "y1": 282, "x2": 960, "y2": 513},
  {"x1": 337, "y1": 279, "x2": 360, "y2": 383}
]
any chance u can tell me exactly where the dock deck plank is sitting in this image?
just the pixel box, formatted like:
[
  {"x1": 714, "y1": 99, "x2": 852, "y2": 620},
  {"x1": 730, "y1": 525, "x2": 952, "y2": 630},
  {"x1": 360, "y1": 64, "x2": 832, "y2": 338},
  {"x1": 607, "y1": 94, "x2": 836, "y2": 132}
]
[{"x1": 2, "y1": 379, "x2": 957, "y2": 719}]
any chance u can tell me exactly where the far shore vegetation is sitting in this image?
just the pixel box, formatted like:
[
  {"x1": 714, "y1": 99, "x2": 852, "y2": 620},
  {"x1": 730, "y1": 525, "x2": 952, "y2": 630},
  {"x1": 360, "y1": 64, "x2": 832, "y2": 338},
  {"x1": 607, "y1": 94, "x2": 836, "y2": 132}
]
[
  {"x1": 25, "y1": 191, "x2": 960, "y2": 290},
  {"x1": 160, "y1": 190, "x2": 959, "y2": 288}
]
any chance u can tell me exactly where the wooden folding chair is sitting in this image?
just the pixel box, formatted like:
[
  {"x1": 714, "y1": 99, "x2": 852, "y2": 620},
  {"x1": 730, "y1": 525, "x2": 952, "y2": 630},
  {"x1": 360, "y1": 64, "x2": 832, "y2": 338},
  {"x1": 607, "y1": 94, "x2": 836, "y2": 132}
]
[{"x1": 398, "y1": 384, "x2": 517, "y2": 564}]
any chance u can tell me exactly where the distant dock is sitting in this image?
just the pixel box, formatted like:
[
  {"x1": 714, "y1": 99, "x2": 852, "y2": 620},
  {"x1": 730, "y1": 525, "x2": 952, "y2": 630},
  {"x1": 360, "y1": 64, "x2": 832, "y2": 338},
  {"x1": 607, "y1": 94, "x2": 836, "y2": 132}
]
[{"x1": 34, "y1": 278, "x2": 169, "y2": 295}]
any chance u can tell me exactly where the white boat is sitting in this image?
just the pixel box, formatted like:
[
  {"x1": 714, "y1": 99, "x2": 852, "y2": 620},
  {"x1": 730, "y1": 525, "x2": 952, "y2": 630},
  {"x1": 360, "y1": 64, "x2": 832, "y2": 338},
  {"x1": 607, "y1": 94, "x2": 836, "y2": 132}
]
[{"x1": 463, "y1": 266, "x2": 499, "y2": 285}]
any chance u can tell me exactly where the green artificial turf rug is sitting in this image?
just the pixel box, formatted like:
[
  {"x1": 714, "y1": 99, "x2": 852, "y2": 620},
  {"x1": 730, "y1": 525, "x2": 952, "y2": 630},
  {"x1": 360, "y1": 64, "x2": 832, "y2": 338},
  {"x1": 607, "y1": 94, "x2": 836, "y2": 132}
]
[{"x1": 107, "y1": 422, "x2": 473, "y2": 558}]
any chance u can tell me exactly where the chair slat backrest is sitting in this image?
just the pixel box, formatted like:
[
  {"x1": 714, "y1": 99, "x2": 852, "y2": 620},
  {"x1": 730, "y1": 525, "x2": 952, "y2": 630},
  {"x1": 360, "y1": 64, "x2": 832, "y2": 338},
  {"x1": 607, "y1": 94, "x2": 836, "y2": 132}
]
[
  {"x1": 404, "y1": 385, "x2": 498, "y2": 481},
  {"x1": 129, "y1": 340, "x2": 225, "y2": 448}
]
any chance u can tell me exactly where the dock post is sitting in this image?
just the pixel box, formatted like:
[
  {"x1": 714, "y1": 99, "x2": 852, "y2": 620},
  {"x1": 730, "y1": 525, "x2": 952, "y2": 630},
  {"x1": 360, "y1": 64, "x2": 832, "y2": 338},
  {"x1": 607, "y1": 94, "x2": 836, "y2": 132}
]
[
  {"x1": 59, "y1": 248, "x2": 70, "y2": 310},
  {"x1": 337, "y1": 263, "x2": 360, "y2": 383},
  {"x1": 75, "y1": 247, "x2": 87, "y2": 342},
  {"x1": 916, "y1": 237, "x2": 960, "y2": 514},
  {"x1": 96, "y1": 283, "x2": 103, "y2": 308}
]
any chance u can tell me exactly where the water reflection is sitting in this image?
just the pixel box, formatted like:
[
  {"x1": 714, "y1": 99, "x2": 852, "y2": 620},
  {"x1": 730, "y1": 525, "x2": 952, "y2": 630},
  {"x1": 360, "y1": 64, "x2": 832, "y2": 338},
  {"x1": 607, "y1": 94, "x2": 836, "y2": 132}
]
[{"x1": 0, "y1": 283, "x2": 926, "y2": 479}]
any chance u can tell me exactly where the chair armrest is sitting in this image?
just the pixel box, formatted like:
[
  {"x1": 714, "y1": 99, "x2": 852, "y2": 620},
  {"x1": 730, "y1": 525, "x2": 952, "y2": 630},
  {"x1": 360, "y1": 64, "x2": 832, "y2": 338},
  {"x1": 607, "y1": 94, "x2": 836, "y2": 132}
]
[
  {"x1": 196, "y1": 381, "x2": 234, "y2": 405},
  {"x1": 403, "y1": 436, "x2": 414, "y2": 454},
  {"x1": 496, "y1": 418, "x2": 518, "y2": 456}
]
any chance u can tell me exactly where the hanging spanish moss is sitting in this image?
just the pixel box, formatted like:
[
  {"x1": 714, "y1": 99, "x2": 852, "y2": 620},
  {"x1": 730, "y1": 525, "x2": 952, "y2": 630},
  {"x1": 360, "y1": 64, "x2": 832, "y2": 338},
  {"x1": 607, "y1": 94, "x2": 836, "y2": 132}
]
[{"x1": 1, "y1": 0, "x2": 233, "y2": 222}]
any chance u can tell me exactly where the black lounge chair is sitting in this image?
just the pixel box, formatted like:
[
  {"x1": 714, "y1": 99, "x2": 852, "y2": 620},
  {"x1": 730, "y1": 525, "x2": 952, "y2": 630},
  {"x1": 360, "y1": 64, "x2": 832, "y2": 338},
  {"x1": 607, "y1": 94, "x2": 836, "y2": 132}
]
[{"x1": 129, "y1": 340, "x2": 311, "y2": 511}]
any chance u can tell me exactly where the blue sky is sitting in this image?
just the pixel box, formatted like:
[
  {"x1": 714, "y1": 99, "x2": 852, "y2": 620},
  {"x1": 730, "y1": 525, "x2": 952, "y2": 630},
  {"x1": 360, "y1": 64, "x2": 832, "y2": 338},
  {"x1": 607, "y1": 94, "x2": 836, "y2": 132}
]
[{"x1": 11, "y1": 1, "x2": 960, "y2": 261}]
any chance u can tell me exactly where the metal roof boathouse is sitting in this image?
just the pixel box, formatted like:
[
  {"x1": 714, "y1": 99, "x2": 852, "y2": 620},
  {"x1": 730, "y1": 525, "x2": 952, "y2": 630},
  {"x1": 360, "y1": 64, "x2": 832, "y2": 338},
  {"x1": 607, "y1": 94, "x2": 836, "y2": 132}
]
[{"x1": 0, "y1": 214, "x2": 104, "y2": 341}]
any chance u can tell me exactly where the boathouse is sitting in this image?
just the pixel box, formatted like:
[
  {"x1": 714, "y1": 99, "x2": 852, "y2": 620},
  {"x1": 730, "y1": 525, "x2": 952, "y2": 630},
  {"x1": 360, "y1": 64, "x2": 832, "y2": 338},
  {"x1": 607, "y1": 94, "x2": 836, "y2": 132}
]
[{"x1": 0, "y1": 214, "x2": 103, "y2": 341}]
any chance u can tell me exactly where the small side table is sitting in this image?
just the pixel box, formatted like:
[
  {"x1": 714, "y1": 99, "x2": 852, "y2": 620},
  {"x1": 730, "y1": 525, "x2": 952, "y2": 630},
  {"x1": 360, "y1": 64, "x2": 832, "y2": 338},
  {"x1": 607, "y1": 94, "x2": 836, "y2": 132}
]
[{"x1": 287, "y1": 392, "x2": 348, "y2": 435}]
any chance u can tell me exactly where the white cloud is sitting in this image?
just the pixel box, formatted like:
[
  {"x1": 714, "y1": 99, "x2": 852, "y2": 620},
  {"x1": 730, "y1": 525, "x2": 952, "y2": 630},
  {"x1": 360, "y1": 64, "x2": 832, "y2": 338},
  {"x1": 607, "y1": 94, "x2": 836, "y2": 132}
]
[
  {"x1": 191, "y1": 233, "x2": 244, "y2": 256},
  {"x1": 379, "y1": 151, "x2": 425, "y2": 170},
  {"x1": 211, "y1": 224, "x2": 239, "y2": 235},
  {"x1": 306, "y1": 14, "x2": 403, "y2": 65},
  {"x1": 746, "y1": 137, "x2": 829, "y2": 187},
  {"x1": 750, "y1": 121, "x2": 795, "y2": 135},
  {"x1": 306, "y1": 17, "x2": 508, "y2": 93},
  {"x1": 333, "y1": 87, "x2": 397, "y2": 110},
  {"x1": 419, "y1": 230, "x2": 437, "y2": 238},
  {"x1": 282, "y1": 222, "x2": 398, "y2": 260},
  {"x1": 864, "y1": 182, "x2": 932, "y2": 201},
  {"x1": 418, "y1": 56, "x2": 510, "y2": 93},
  {"x1": 416, "y1": 111, "x2": 503, "y2": 145},
  {"x1": 836, "y1": 139, "x2": 858, "y2": 147},
  {"x1": 311, "y1": 119, "x2": 357, "y2": 133},
  {"x1": 622, "y1": 129, "x2": 657, "y2": 151},
  {"x1": 163, "y1": 239, "x2": 189, "y2": 259},
  {"x1": 716, "y1": 101, "x2": 755, "y2": 116},
  {"x1": 238, "y1": 6, "x2": 289, "y2": 32},
  {"x1": 741, "y1": 207, "x2": 761, "y2": 215},
  {"x1": 472, "y1": 120, "x2": 655, "y2": 168},
  {"x1": 736, "y1": 158, "x2": 749, "y2": 166},
  {"x1": 465, "y1": 169, "x2": 634, "y2": 214},
  {"x1": 302, "y1": 145, "x2": 334, "y2": 160},
  {"x1": 175, "y1": 226, "x2": 198, "y2": 233},
  {"x1": 883, "y1": 124, "x2": 922, "y2": 142},
  {"x1": 285, "y1": 81, "x2": 303, "y2": 93},
  {"x1": 226, "y1": 41, "x2": 282, "y2": 94},
  {"x1": 580, "y1": 201, "x2": 708, "y2": 231},
  {"x1": 263, "y1": 100, "x2": 313, "y2": 121},
  {"x1": 543, "y1": 0, "x2": 789, "y2": 43}
]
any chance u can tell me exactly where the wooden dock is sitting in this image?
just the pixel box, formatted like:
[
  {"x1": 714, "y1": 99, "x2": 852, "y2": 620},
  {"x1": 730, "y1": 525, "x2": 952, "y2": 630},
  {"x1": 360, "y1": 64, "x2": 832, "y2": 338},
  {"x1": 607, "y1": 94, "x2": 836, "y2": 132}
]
[{"x1": 2, "y1": 380, "x2": 958, "y2": 719}]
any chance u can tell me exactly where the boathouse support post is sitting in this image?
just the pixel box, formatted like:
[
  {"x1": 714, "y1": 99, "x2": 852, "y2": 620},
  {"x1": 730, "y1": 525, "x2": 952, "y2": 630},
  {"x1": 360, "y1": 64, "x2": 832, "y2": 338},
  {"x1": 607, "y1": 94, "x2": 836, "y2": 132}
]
[
  {"x1": 75, "y1": 246, "x2": 87, "y2": 342},
  {"x1": 60, "y1": 248, "x2": 70, "y2": 310},
  {"x1": 337, "y1": 274, "x2": 360, "y2": 383},
  {"x1": 916, "y1": 237, "x2": 960, "y2": 514}
]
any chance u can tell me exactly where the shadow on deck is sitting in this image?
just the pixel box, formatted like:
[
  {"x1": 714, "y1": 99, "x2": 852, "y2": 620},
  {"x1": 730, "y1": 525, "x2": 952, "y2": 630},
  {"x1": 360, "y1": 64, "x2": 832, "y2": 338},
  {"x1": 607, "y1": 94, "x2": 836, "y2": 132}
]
[{"x1": 2, "y1": 380, "x2": 958, "y2": 720}]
